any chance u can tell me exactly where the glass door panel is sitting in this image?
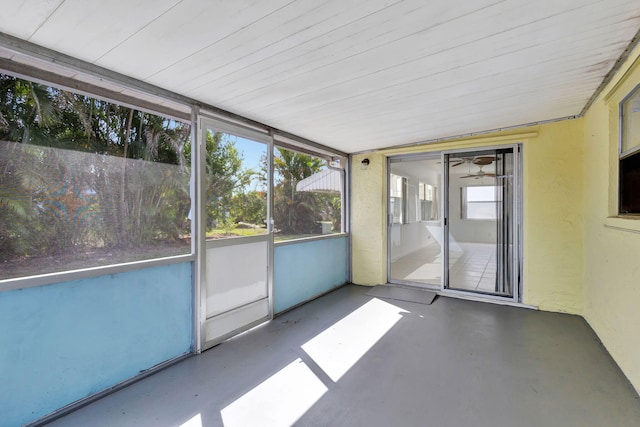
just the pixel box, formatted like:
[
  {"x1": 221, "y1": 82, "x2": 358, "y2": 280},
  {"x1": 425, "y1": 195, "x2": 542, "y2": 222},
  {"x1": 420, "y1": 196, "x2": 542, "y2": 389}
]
[
  {"x1": 200, "y1": 118, "x2": 272, "y2": 348},
  {"x1": 445, "y1": 148, "x2": 515, "y2": 298},
  {"x1": 388, "y1": 156, "x2": 442, "y2": 287}
]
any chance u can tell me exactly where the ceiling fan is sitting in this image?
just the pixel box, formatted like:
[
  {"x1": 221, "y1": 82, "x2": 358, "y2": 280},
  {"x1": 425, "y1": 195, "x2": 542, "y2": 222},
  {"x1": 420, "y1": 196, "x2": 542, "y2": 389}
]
[
  {"x1": 450, "y1": 155, "x2": 495, "y2": 167},
  {"x1": 460, "y1": 164, "x2": 497, "y2": 179},
  {"x1": 450, "y1": 155, "x2": 498, "y2": 179}
]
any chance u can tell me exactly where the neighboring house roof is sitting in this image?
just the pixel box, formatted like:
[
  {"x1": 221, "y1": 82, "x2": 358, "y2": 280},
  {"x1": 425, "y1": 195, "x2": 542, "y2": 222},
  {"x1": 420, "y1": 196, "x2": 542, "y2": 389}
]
[{"x1": 296, "y1": 169, "x2": 342, "y2": 193}]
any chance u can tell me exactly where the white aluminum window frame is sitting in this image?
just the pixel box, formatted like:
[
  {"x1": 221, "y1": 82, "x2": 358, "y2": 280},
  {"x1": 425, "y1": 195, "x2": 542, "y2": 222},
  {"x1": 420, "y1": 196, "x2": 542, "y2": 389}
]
[
  {"x1": 460, "y1": 185, "x2": 500, "y2": 220},
  {"x1": 0, "y1": 44, "x2": 349, "y2": 293}
]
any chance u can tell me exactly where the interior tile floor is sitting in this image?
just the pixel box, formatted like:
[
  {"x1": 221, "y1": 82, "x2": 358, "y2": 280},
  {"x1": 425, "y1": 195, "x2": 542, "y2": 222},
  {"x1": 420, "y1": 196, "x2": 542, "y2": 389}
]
[
  {"x1": 46, "y1": 285, "x2": 640, "y2": 427},
  {"x1": 390, "y1": 241, "x2": 442, "y2": 285},
  {"x1": 449, "y1": 243, "x2": 499, "y2": 293},
  {"x1": 391, "y1": 242, "x2": 503, "y2": 294}
]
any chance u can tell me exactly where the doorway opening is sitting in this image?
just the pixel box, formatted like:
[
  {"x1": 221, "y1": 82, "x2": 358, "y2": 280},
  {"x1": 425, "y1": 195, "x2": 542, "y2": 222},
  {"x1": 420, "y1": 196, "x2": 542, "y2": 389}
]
[
  {"x1": 388, "y1": 155, "x2": 443, "y2": 287},
  {"x1": 387, "y1": 145, "x2": 522, "y2": 301}
]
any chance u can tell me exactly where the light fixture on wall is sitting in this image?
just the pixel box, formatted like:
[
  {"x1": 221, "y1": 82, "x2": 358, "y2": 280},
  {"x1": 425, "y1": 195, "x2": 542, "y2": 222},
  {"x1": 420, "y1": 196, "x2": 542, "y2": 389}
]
[{"x1": 361, "y1": 158, "x2": 370, "y2": 170}]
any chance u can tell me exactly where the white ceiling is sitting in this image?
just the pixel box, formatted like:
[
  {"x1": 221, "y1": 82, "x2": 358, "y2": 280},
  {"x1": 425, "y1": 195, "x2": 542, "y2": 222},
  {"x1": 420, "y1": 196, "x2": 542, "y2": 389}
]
[{"x1": 0, "y1": 0, "x2": 639, "y2": 153}]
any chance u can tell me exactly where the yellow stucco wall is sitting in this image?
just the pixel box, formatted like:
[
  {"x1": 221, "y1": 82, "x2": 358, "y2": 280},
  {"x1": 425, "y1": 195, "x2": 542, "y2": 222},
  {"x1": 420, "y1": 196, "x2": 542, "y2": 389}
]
[
  {"x1": 582, "y1": 43, "x2": 640, "y2": 393},
  {"x1": 351, "y1": 152, "x2": 388, "y2": 285},
  {"x1": 351, "y1": 120, "x2": 585, "y2": 314},
  {"x1": 523, "y1": 120, "x2": 584, "y2": 314}
]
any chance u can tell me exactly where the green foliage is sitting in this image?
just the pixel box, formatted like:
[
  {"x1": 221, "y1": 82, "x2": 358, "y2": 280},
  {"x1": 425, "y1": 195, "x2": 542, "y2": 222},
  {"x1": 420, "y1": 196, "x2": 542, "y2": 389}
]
[
  {"x1": 0, "y1": 73, "x2": 343, "y2": 270},
  {"x1": 204, "y1": 131, "x2": 255, "y2": 229},
  {"x1": 331, "y1": 195, "x2": 342, "y2": 230},
  {"x1": 273, "y1": 148, "x2": 325, "y2": 235},
  {"x1": 230, "y1": 191, "x2": 267, "y2": 226},
  {"x1": 0, "y1": 74, "x2": 192, "y2": 264}
]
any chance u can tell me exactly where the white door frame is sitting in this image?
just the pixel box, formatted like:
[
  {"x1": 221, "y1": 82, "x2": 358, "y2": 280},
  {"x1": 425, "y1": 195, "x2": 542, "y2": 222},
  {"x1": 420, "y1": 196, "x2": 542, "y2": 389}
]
[
  {"x1": 441, "y1": 144, "x2": 521, "y2": 302},
  {"x1": 196, "y1": 116, "x2": 274, "y2": 351},
  {"x1": 386, "y1": 144, "x2": 522, "y2": 303}
]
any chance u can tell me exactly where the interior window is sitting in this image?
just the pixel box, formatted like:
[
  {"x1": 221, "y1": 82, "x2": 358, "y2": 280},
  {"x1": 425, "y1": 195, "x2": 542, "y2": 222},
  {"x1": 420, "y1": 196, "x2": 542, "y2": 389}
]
[
  {"x1": 461, "y1": 186, "x2": 498, "y2": 220},
  {"x1": 389, "y1": 173, "x2": 406, "y2": 224},
  {"x1": 419, "y1": 182, "x2": 437, "y2": 221}
]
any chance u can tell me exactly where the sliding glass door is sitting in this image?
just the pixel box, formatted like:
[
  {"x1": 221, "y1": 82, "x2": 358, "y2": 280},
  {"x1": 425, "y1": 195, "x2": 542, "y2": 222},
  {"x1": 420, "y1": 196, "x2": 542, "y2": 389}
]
[
  {"x1": 387, "y1": 145, "x2": 520, "y2": 301},
  {"x1": 388, "y1": 155, "x2": 442, "y2": 287},
  {"x1": 443, "y1": 148, "x2": 518, "y2": 298}
]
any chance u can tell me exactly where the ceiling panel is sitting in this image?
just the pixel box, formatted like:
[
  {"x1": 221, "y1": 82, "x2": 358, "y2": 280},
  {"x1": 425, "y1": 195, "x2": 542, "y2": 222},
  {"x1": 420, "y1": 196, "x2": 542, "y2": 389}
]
[
  {"x1": 171, "y1": 0, "x2": 435, "y2": 98},
  {"x1": 0, "y1": 0, "x2": 63, "y2": 40},
  {"x1": 28, "y1": 0, "x2": 181, "y2": 62},
  {"x1": 95, "y1": 0, "x2": 295, "y2": 80},
  {"x1": 151, "y1": 0, "x2": 432, "y2": 95},
  {"x1": 148, "y1": 0, "x2": 425, "y2": 92},
  {"x1": 200, "y1": 0, "x2": 504, "y2": 108},
  {"x1": 228, "y1": 5, "x2": 627, "y2": 116},
  {"x1": 0, "y1": 0, "x2": 638, "y2": 153}
]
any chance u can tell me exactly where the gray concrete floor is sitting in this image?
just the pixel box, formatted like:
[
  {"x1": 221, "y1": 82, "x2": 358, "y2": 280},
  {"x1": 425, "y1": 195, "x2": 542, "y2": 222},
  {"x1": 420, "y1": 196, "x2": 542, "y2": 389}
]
[{"x1": 47, "y1": 285, "x2": 640, "y2": 427}]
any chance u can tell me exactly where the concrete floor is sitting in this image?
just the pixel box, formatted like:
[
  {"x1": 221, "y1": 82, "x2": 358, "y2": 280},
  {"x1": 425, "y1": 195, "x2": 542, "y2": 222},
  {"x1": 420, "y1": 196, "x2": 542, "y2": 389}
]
[{"x1": 47, "y1": 285, "x2": 640, "y2": 427}]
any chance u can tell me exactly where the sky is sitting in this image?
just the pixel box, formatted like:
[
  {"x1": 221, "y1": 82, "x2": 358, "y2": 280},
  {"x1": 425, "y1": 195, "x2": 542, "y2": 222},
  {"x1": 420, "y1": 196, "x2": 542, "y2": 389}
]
[
  {"x1": 232, "y1": 135, "x2": 267, "y2": 191},
  {"x1": 227, "y1": 133, "x2": 325, "y2": 192}
]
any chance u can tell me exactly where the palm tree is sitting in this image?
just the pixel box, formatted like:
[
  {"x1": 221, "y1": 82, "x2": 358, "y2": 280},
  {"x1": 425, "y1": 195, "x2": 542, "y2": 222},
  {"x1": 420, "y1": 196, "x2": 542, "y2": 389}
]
[{"x1": 273, "y1": 148, "x2": 324, "y2": 234}]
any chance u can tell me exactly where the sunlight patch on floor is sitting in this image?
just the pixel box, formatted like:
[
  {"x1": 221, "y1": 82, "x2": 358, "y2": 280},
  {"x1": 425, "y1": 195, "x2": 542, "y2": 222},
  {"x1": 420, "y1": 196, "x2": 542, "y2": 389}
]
[
  {"x1": 301, "y1": 298, "x2": 408, "y2": 382},
  {"x1": 179, "y1": 413, "x2": 202, "y2": 427},
  {"x1": 220, "y1": 358, "x2": 328, "y2": 427}
]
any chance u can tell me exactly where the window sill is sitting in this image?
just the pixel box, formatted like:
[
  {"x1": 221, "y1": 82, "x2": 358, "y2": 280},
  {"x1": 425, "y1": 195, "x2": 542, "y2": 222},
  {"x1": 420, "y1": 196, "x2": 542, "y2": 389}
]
[
  {"x1": 274, "y1": 232, "x2": 348, "y2": 247},
  {"x1": 604, "y1": 216, "x2": 640, "y2": 234},
  {"x1": 0, "y1": 253, "x2": 195, "y2": 293}
]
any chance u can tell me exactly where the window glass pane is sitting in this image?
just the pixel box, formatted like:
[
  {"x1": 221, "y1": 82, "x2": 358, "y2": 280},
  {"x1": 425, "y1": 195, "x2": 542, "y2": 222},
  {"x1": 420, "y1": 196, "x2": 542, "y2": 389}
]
[
  {"x1": 204, "y1": 131, "x2": 267, "y2": 240},
  {"x1": 420, "y1": 200, "x2": 433, "y2": 221},
  {"x1": 273, "y1": 147, "x2": 342, "y2": 241},
  {"x1": 466, "y1": 186, "x2": 497, "y2": 202},
  {"x1": 462, "y1": 186, "x2": 499, "y2": 219},
  {"x1": 389, "y1": 174, "x2": 403, "y2": 197},
  {"x1": 0, "y1": 74, "x2": 191, "y2": 280},
  {"x1": 407, "y1": 182, "x2": 418, "y2": 222},
  {"x1": 390, "y1": 197, "x2": 402, "y2": 224},
  {"x1": 466, "y1": 202, "x2": 497, "y2": 220},
  {"x1": 619, "y1": 151, "x2": 640, "y2": 214},
  {"x1": 621, "y1": 86, "x2": 640, "y2": 153},
  {"x1": 389, "y1": 173, "x2": 405, "y2": 223},
  {"x1": 426, "y1": 184, "x2": 434, "y2": 201}
]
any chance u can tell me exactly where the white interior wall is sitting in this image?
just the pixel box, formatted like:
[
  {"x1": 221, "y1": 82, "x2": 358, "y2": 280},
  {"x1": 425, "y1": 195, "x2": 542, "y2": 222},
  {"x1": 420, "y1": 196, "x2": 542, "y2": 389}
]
[{"x1": 389, "y1": 161, "x2": 441, "y2": 261}]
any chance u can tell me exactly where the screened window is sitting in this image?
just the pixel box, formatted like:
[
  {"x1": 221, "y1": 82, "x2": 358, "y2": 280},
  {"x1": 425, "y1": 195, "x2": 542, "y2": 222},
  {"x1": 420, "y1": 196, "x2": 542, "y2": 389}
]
[
  {"x1": 462, "y1": 186, "x2": 498, "y2": 220},
  {"x1": 273, "y1": 146, "x2": 343, "y2": 241},
  {"x1": 619, "y1": 84, "x2": 640, "y2": 214},
  {"x1": 0, "y1": 74, "x2": 191, "y2": 280}
]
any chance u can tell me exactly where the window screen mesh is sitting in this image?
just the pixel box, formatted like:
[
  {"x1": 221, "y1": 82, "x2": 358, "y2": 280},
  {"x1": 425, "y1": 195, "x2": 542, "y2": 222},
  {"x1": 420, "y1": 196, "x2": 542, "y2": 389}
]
[{"x1": 0, "y1": 74, "x2": 191, "y2": 280}]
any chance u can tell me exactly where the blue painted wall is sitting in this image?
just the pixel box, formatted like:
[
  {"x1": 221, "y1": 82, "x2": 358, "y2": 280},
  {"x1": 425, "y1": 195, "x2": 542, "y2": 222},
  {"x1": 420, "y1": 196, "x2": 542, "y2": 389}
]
[
  {"x1": 274, "y1": 236, "x2": 348, "y2": 313},
  {"x1": 0, "y1": 262, "x2": 193, "y2": 427}
]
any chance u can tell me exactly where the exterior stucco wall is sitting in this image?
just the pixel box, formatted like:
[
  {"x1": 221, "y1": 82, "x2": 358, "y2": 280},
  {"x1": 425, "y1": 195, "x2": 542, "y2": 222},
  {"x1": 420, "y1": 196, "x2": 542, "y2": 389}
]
[{"x1": 351, "y1": 121, "x2": 585, "y2": 315}]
